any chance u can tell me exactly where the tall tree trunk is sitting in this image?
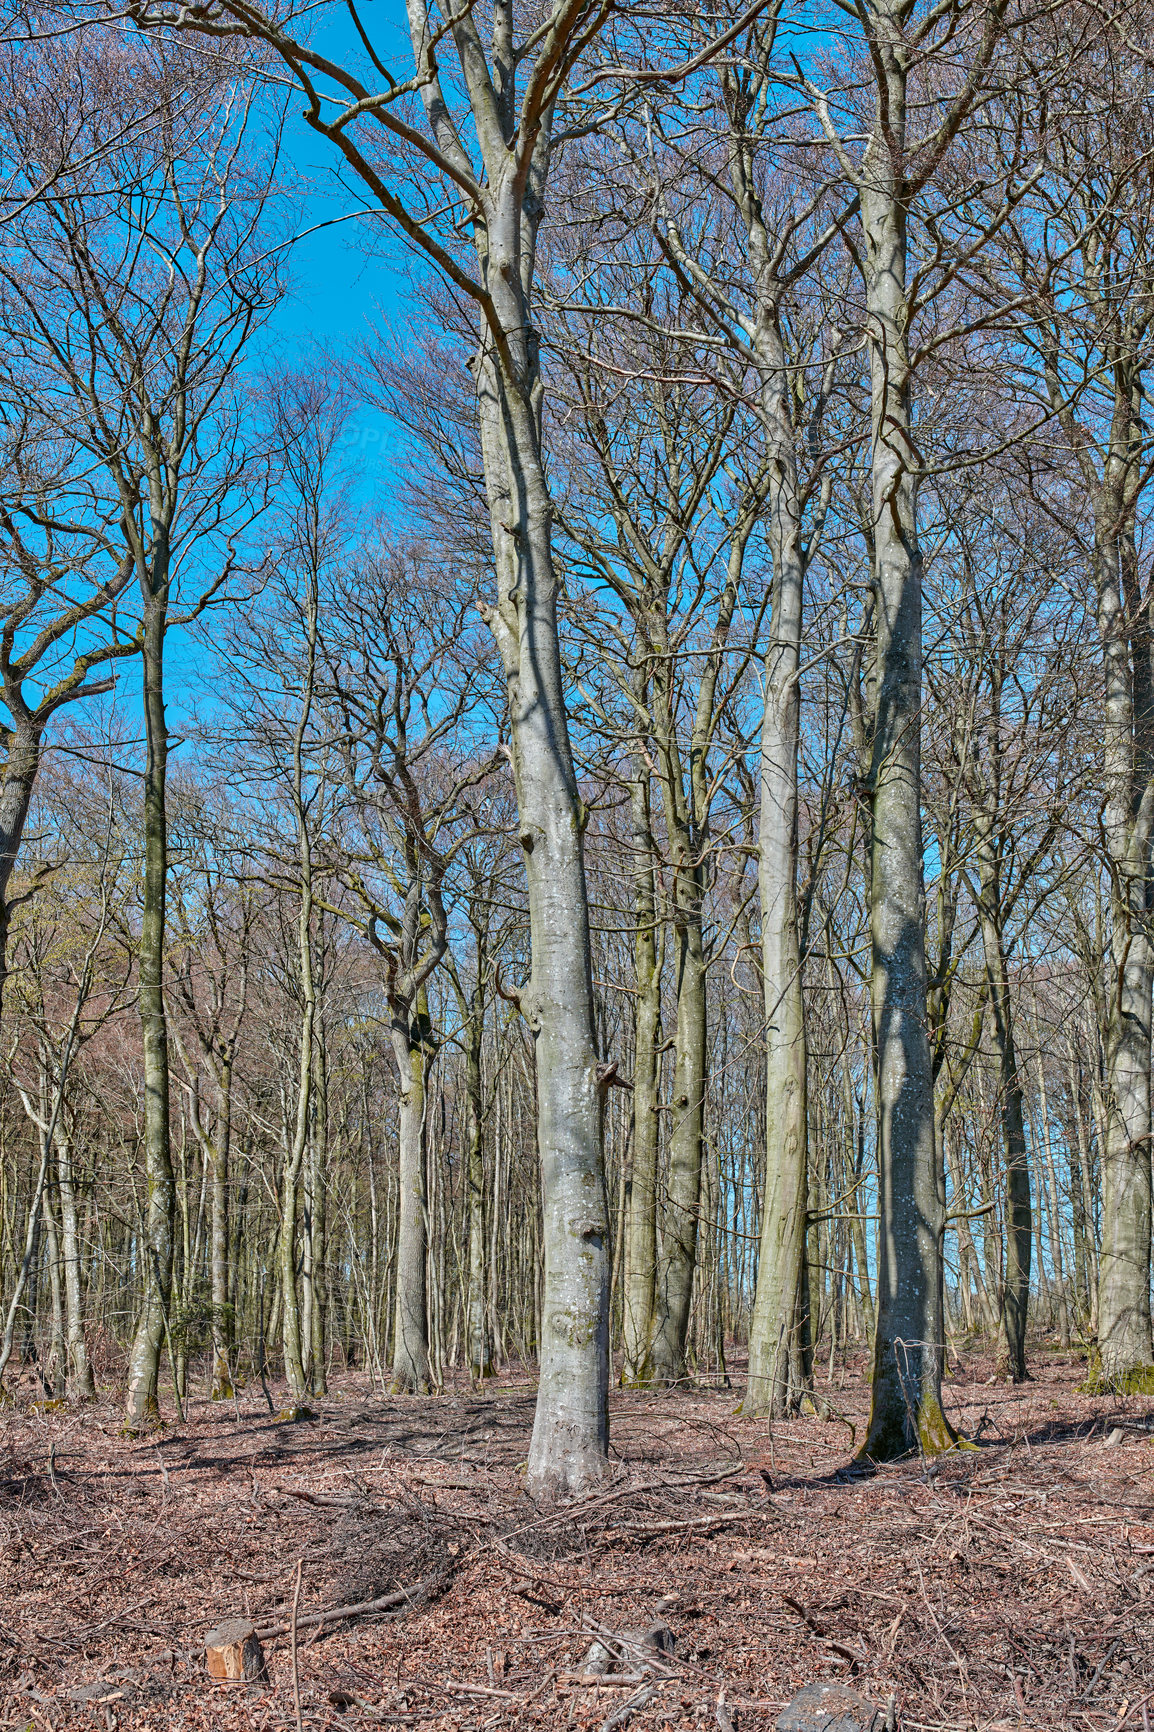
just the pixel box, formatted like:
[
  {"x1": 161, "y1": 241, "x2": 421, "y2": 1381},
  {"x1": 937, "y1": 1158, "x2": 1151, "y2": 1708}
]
[
  {"x1": 622, "y1": 763, "x2": 661, "y2": 1384},
  {"x1": 476, "y1": 303, "x2": 609, "y2": 1495},
  {"x1": 1096, "y1": 517, "x2": 1154, "y2": 1384},
  {"x1": 209, "y1": 1131, "x2": 231, "y2": 1398},
  {"x1": 54, "y1": 1120, "x2": 94, "y2": 1398},
  {"x1": 0, "y1": 719, "x2": 44, "y2": 1017},
  {"x1": 124, "y1": 603, "x2": 174, "y2": 1431},
  {"x1": 41, "y1": 1172, "x2": 64, "y2": 1393},
  {"x1": 646, "y1": 515, "x2": 748, "y2": 1385},
  {"x1": 1064, "y1": 1036, "x2": 1099, "y2": 1335},
  {"x1": 463, "y1": 983, "x2": 491, "y2": 1382},
  {"x1": 309, "y1": 1033, "x2": 328, "y2": 1394},
  {"x1": 744, "y1": 306, "x2": 809, "y2": 1418},
  {"x1": 975, "y1": 841, "x2": 1031, "y2": 1382},
  {"x1": 391, "y1": 993, "x2": 430, "y2": 1394},
  {"x1": 858, "y1": 24, "x2": 952, "y2": 1458},
  {"x1": 645, "y1": 761, "x2": 705, "y2": 1386},
  {"x1": 279, "y1": 576, "x2": 318, "y2": 1408}
]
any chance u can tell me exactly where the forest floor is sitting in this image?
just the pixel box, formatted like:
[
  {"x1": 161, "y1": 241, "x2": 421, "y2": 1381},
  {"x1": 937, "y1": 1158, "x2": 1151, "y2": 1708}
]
[{"x1": 1, "y1": 1347, "x2": 1151, "y2": 1732}]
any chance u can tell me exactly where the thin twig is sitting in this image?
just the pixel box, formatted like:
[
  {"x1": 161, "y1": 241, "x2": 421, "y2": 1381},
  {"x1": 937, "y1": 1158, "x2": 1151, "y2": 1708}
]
[{"x1": 290, "y1": 1558, "x2": 303, "y2": 1732}]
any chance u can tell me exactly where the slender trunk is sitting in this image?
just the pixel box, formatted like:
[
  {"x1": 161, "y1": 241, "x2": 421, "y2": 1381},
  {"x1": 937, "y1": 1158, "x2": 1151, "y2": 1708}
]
[
  {"x1": 1029, "y1": 1020, "x2": 1069, "y2": 1347},
  {"x1": 124, "y1": 603, "x2": 174, "y2": 1431},
  {"x1": 390, "y1": 998, "x2": 430, "y2": 1393},
  {"x1": 209, "y1": 1069, "x2": 232, "y2": 1399},
  {"x1": 744, "y1": 310, "x2": 809, "y2": 1419},
  {"x1": 646, "y1": 511, "x2": 747, "y2": 1383},
  {"x1": 54, "y1": 1120, "x2": 94, "y2": 1398},
  {"x1": 647, "y1": 794, "x2": 705, "y2": 1385},
  {"x1": 464, "y1": 984, "x2": 491, "y2": 1382},
  {"x1": 622, "y1": 765, "x2": 661, "y2": 1383},
  {"x1": 1065, "y1": 1037, "x2": 1099, "y2": 1334},
  {"x1": 280, "y1": 576, "x2": 318, "y2": 1407},
  {"x1": 975, "y1": 862, "x2": 1031, "y2": 1382},
  {"x1": 309, "y1": 1032, "x2": 328, "y2": 1394},
  {"x1": 41, "y1": 1171, "x2": 64, "y2": 1393}
]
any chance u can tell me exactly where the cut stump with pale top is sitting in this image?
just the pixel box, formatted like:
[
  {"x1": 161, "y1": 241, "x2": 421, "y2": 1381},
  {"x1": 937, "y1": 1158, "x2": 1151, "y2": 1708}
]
[{"x1": 205, "y1": 1618, "x2": 267, "y2": 1683}]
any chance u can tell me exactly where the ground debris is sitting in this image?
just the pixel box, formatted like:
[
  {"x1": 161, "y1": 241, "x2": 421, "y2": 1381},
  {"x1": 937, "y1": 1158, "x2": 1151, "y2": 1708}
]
[{"x1": 0, "y1": 1350, "x2": 1150, "y2": 1730}]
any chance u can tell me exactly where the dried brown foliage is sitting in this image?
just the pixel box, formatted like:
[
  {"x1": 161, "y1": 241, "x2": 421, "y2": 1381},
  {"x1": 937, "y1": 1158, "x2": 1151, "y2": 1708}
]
[{"x1": 1, "y1": 1353, "x2": 1151, "y2": 1731}]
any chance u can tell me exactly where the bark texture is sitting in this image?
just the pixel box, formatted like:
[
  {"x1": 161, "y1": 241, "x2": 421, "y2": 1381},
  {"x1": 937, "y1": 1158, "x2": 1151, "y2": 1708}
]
[
  {"x1": 857, "y1": 16, "x2": 951, "y2": 1460},
  {"x1": 123, "y1": 602, "x2": 174, "y2": 1431},
  {"x1": 621, "y1": 764, "x2": 661, "y2": 1385}
]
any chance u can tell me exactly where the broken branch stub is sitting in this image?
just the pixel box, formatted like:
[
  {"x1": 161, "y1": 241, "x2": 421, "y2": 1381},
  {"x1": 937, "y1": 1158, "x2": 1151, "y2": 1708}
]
[{"x1": 205, "y1": 1619, "x2": 267, "y2": 1683}]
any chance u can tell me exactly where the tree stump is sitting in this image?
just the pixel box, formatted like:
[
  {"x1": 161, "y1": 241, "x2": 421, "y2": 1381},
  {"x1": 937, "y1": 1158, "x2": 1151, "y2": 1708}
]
[
  {"x1": 205, "y1": 1619, "x2": 267, "y2": 1683},
  {"x1": 582, "y1": 1624, "x2": 675, "y2": 1676},
  {"x1": 776, "y1": 1681, "x2": 890, "y2": 1732}
]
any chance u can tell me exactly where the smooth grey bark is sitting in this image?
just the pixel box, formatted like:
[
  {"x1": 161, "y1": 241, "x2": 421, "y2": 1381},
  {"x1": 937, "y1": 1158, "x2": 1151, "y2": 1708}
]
[
  {"x1": 308, "y1": 1034, "x2": 328, "y2": 1393},
  {"x1": 124, "y1": 600, "x2": 175, "y2": 1431},
  {"x1": 974, "y1": 840, "x2": 1032, "y2": 1383},
  {"x1": 646, "y1": 677, "x2": 707, "y2": 1385},
  {"x1": 461, "y1": 979, "x2": 492, "y2": 1382},
  {"x1": 744, "y1": 527, "x2": 808, "y2": 1415},
  {"x1": 812, "y1": 0, "x2": 1008, "y2": 1460},
  {"x1": 406, "y1": 0, "x2": 610, "y2": 1493},
  {"x1": 41, "y1": 1169, "x2": 64, "y2": 1391},
  {"x1": 962, "y1": 643, "x2": 1032, "y2": 1381},
  {"x1": 477, "y1": 340, "x2": 609, "y2": 1485},
  {"x1": 1095, "y1": 525, "x2": 1154, "y2": 1384},
  {"x1": 279, "y1": 568, "x2": 319, "y2": 1407},
  {"x1": 138, "y1": 0, "x2": 618, "y2": 1496},
  {"x1": 621, "y1": 760, "x2": 661, "y2": 1385},
  {"x1": 739, "y1": 296, "x2": 815, "y2": 1421},
  {"x1": 645, "y1": 504, "x2": 757, "y2": 1384},
  {"x1": 655, "y1": 44, "x2": 840, "y2": 1410},
  {"x1": 390, "y1": 966, "x2": 433, "y2": 1395},
  {"x1": 854, "y1": 20, "x2": 949, "y2": 1461},
  {"x1": 448, "y1": 917, "x2": 495, "y2": 1385},
  {"x1": 54, "y1": 1118, "x2": 94, "y2": 1397},
  {"x1": 172, "y1": 1010, "x2": 245, "y2": 1401},
  {"x1": 1040, "y1": 391, "x2": 1154, "y2": 1381},
  {"x1": 1063, "y1": 1032, "x2": 1100, "y2": 1336}
]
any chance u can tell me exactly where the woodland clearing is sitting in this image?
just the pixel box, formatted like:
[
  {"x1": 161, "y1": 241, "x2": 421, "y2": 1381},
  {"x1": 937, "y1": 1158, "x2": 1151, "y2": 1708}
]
[{"x1": 0, "y1": 1353, "x2": 1150, "y2": 1732}]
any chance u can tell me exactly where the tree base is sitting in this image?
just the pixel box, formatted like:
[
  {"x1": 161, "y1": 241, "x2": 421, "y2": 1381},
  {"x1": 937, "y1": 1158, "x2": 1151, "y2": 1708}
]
[
  {"x1": 388, "y1": 1377, "x2": 430, "y2": 1396},
  {"x1": 857, "y1": 1391, "x2": 976, "y2": 1464},
  {"x1": 1082, "y1": 1358, "x2": 1154, "y2": 1396},
  {"x1": 121, "y1": 1391, "x2": 163, "y2": 1438}
]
